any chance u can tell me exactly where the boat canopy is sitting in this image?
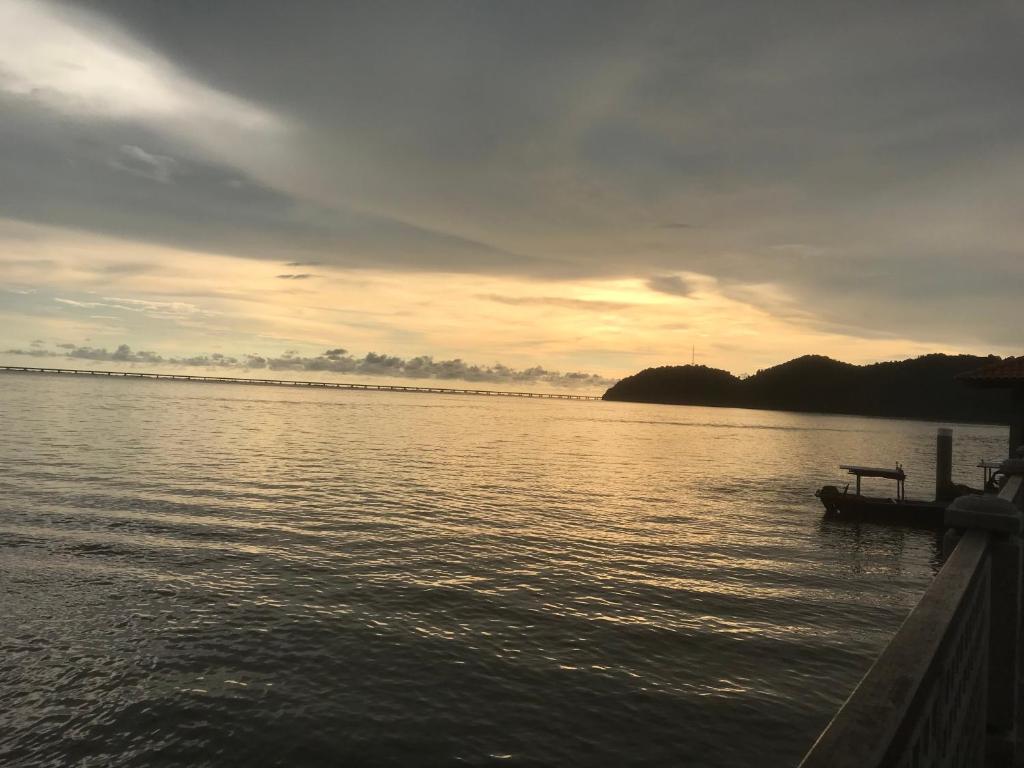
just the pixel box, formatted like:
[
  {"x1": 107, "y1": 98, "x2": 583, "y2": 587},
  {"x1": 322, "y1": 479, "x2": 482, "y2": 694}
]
[
  {"x1": 978, "y1": 459, "x2": 1005, "y2": 486},
  {"x1": 839, "y1": 464, "x2": 906, "y2": 481},
  {"x1": 838, "y1": 464, "x2": 906, "y2": 500}
]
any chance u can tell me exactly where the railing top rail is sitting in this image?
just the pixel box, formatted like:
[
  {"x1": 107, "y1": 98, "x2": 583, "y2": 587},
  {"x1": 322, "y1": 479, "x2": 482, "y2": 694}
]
[{"x1": 799, "y1": 527, "x2": 991, "y2": 768}]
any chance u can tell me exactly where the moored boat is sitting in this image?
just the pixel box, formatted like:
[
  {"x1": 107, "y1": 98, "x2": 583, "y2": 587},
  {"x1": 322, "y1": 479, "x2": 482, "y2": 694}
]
[
  {"x1": 814, "y1": 428, "x2": 988, "y2": 528},
  {"x1": 815, "y1": 464, "x2": 948, "y2": 527}
]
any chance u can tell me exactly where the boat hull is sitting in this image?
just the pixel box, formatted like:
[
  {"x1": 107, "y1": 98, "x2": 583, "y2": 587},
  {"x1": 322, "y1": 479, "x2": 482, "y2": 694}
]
[{"x1": 815, "y1": 485, "x2": 947, "y2": 528}]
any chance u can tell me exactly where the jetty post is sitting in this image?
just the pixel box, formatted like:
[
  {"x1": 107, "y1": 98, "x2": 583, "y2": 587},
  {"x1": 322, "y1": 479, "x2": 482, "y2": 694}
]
[
  {"x1": 1015, "y1": 388, "x2": 1024, "y2": 459},
  {"x1": 936, "y1": 427, "x2": 954, "y2": 501}
]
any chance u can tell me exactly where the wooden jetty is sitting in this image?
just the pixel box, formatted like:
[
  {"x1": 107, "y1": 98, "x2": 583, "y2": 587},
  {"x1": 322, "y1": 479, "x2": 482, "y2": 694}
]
[{"x1": 0, "y1": 365, "x2": 601, "y2": 401}]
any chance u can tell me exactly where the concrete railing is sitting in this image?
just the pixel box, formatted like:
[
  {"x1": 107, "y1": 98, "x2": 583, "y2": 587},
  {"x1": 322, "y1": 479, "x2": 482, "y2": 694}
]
[{"x1": 801, "y1": 461, "x2": 1024, "y2": 768}]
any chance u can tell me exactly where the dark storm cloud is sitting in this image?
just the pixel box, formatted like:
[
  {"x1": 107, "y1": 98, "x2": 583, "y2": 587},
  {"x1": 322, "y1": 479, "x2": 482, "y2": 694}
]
[
  {"x1": 0, "y1": 94, "x2": 529, "y2": 273},
  {"x1": 4, "y1": 1, "x2": 1024, "y2": 345},
  {"x1": 4, "y1": 343, "x2": 615, "y2": 387},
  {"x1": 646, "y1": 275, "x2": 696, "y2": 298},
  {"x1": 3, "y1": 343, "x2": 164, "y2": 363},
  {"x1": 109, "y1": 144, "x2": 178, "y2": 183}
]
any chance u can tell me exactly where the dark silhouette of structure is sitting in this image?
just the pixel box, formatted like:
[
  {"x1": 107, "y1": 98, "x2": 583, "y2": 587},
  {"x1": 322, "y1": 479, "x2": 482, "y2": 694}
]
[{"x1": 957, "y1": 356, "x2": 1024, "y2": 456}]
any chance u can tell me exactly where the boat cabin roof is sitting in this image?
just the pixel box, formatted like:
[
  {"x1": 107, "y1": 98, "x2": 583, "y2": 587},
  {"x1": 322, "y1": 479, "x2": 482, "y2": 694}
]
[
  {"x1": 978, "y1": 459, "x2": 1004, "y2": 470},
  {"x1": 839, "y1": 464, "x2": 906, "y2": 481}
]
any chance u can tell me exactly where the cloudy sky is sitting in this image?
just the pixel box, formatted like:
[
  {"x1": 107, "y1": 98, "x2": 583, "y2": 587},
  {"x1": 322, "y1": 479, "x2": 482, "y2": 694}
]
[{"x1": 2, "y1": 0, "x2": 1022, "y2": 388}]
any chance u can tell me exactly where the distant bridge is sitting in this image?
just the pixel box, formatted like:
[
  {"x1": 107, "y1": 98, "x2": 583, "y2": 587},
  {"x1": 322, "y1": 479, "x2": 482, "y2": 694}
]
[{"x1": 0, "y1": 365, "x2": 602, "y2": 401}]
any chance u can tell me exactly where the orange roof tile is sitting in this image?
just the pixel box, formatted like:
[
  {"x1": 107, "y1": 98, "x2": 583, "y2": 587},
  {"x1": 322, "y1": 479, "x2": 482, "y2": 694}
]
[{"x1": 958, "y1": 357, "x2": 1024, "y2": 387}]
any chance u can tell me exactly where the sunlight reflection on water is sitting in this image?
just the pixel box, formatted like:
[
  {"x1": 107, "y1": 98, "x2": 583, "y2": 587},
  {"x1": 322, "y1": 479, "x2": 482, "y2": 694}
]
[{"x1": 0, "y1": 373, "x2": 1007, "y2": 766}]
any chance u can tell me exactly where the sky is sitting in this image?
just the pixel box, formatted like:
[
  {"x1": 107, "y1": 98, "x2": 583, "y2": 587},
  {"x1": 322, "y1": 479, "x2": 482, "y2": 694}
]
[{"x1": 2, "y1": 0, "x2": 1022, "y2": 390}]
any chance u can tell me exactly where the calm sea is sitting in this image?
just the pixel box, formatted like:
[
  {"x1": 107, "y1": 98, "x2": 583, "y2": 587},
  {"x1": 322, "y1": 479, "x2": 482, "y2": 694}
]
[{"x1": 0, "y1": 373, "x2": 1007, "y2": 767}]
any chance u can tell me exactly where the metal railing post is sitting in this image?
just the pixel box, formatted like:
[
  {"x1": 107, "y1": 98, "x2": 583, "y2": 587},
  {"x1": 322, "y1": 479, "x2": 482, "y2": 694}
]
[{"x1": 946, "y1": 464, "x2": 1024, "y2": 765}]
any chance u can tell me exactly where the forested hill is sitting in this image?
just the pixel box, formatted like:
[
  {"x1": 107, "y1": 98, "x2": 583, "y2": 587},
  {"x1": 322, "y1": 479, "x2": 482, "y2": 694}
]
[{"x1": 602, "y1": 354, "x2": 1015, "y2": 423}]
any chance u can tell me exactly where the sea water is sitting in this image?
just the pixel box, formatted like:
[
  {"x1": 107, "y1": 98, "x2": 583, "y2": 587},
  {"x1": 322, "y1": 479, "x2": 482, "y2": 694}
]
[{"x1": 0, "y1": 373, "x2": 1007, "y2": 766}]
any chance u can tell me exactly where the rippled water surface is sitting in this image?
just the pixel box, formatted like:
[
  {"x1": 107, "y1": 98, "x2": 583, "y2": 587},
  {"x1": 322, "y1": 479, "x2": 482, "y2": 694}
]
[{"x1": 0, "y1": 373, "x2": 1007, "y2": 767}]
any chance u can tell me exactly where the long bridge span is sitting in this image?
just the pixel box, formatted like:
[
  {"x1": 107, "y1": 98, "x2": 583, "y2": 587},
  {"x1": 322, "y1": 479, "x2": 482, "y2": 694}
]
[{"x1": 0, "y1": 365, "x2": 602, "y2": 401}]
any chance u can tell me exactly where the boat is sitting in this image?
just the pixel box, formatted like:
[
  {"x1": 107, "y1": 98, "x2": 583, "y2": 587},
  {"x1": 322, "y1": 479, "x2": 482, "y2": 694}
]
[
  {"x1": 815, "y1": 464, "x2": 948, "y2": 527},
  {"x1": 978, "y1": 458, "x2": 1005, "y2": 492},
  {"x1": 815, "y1": 429, "x2": 987, "y2": 528}
]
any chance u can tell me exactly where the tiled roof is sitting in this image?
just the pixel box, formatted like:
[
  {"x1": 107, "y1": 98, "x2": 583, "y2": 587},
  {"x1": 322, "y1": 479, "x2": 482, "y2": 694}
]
[{"x1": 957, "y1": 357, "x2": 1024, "y2": 386}]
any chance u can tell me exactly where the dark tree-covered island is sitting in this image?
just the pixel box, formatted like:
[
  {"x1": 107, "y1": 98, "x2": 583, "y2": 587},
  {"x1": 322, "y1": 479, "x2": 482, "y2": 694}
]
[{"x1": 603, "y1": 354, "x2": 1017, "y2": 424}]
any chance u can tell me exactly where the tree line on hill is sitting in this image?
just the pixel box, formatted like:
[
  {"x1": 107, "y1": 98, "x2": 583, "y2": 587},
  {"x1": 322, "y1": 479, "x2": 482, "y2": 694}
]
[{"x1": 602, "y1": 354, "x2": 1015, "y2": 423}]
